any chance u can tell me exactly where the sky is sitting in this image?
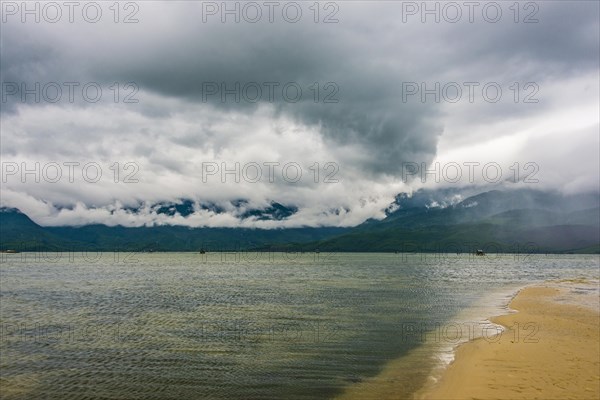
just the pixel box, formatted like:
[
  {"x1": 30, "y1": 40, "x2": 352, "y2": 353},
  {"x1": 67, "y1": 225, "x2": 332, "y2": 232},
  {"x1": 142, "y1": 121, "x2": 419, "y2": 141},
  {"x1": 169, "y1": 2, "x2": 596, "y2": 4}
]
[{"x1": 1, "y1": 1, "x2": 599, "y2": 228}]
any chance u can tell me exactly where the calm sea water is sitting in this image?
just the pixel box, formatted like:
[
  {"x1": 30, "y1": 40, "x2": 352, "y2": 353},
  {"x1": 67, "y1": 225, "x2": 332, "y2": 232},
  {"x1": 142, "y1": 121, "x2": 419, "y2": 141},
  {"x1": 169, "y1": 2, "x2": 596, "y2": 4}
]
[{"x1": 1, "y1": 252, "x2": 598, "y2": 399}]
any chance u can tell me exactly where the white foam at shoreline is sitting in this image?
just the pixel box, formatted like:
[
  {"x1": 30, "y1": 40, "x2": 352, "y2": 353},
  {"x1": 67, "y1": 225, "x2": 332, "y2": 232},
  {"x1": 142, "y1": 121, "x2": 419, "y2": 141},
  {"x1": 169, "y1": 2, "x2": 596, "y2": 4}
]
[
  {"x1": 414, "y1": 283, "x2": 529, "y2": 398},
  {"x1": 417, "y1": 278, "x2": 600, "y2": 399}
]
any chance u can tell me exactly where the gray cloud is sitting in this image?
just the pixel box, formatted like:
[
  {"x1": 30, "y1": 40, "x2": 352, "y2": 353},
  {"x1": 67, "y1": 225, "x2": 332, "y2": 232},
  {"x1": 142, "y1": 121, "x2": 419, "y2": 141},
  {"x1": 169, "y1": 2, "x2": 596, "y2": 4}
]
[{"x1": 1, "y1": 1, "x2": 598, "y2": 227}]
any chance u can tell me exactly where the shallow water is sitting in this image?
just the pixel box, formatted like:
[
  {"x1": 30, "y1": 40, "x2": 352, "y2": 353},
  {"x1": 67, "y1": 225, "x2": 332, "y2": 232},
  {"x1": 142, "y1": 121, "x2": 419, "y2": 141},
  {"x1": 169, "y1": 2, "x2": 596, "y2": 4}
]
[{"x1": 1, "y1": 252, "x2": 598, "y2": 399}]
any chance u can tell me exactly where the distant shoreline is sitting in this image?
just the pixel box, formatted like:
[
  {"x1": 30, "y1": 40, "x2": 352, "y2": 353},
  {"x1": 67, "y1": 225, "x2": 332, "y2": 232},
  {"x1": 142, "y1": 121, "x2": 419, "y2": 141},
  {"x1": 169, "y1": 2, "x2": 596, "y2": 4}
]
[{"x1": 1, "y1": 250, "x2": 597, "y2": 254}]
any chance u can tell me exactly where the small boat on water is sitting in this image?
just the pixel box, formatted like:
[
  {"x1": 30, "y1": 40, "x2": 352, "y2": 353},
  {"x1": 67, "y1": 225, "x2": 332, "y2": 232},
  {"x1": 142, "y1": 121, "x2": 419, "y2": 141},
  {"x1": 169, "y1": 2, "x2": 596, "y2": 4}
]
[{"x1": 1, "y1": 249, "x2": 20, "y2": 254}]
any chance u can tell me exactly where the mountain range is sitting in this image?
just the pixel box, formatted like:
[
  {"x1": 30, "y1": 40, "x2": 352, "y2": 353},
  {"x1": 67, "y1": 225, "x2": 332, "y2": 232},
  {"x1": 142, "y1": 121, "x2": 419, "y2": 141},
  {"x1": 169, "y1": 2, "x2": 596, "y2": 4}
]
[{"x1": 1, "y1": 188, "x2": 599, "y2": 253}]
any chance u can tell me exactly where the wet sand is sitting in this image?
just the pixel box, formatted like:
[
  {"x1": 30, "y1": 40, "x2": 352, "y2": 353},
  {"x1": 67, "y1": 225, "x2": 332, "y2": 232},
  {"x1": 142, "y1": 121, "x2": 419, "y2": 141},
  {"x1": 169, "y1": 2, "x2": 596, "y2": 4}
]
[{"x1": 422, "y1": 280, "x2": 600, "y2": 399}]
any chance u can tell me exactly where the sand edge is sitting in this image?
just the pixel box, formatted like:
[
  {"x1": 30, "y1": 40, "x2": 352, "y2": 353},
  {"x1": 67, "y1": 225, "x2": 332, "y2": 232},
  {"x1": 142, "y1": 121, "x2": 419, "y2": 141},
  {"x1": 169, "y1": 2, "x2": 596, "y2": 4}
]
[{"x1": 418, "y1": 279, "x2": 600, "y2": 400}]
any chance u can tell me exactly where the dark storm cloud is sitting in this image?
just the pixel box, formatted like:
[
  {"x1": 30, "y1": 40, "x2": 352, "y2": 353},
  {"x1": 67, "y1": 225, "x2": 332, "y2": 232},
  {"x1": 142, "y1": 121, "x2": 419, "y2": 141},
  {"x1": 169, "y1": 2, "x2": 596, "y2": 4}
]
[
  {"x1": 3, "y1": 2, "x2": 598, "y2": 149},
  {"x1": 1, "y1": 1, "x2": 598, "y2": 226}
]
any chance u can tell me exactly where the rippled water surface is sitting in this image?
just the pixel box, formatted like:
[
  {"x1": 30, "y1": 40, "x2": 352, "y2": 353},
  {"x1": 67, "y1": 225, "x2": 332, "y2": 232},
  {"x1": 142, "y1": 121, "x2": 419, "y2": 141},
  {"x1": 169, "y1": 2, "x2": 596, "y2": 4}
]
[{"x1": 1, "y1": 252, "x2": 598, "y2": 399}]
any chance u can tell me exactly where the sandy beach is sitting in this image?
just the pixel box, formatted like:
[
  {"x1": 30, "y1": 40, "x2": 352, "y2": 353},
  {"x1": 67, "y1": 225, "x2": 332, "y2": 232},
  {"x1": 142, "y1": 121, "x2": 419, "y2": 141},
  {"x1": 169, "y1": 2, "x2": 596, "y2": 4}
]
[{"x1": 422, "y1": 279, "x2": 600, "y2": 400}]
